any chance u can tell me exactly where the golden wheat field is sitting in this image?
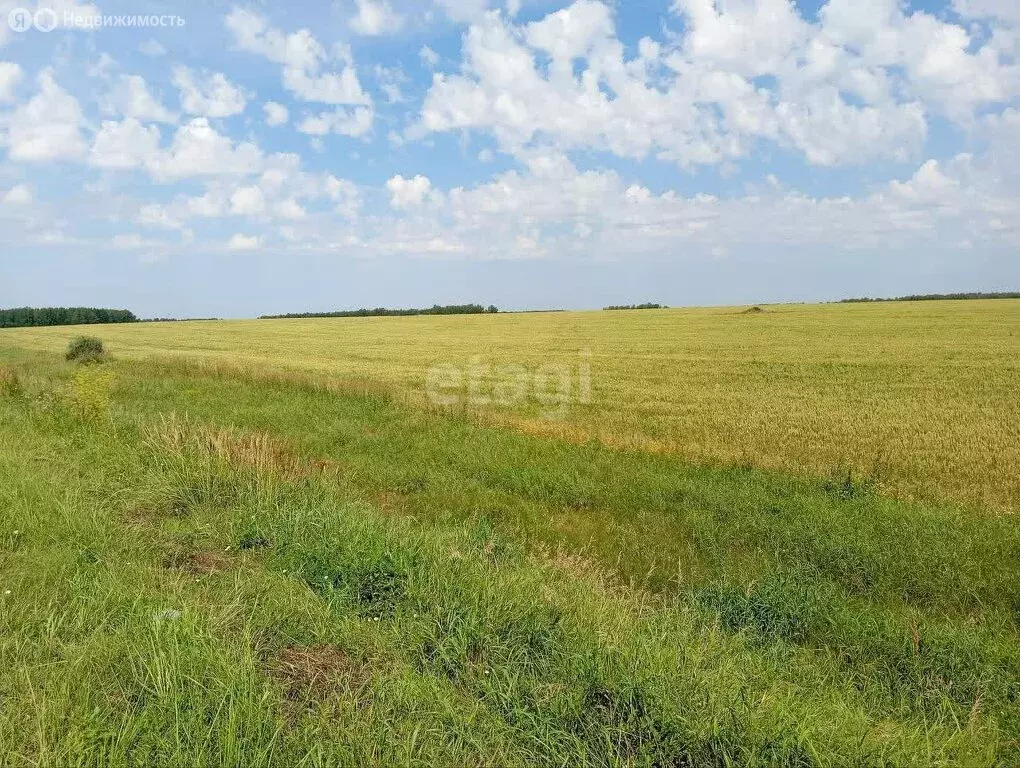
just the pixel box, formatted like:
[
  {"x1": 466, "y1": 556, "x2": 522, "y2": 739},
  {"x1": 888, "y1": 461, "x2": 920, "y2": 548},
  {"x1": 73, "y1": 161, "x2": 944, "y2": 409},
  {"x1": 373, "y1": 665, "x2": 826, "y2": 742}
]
[{"x1": 2, "y1": 299, "x2": 1017, "y2": 511}]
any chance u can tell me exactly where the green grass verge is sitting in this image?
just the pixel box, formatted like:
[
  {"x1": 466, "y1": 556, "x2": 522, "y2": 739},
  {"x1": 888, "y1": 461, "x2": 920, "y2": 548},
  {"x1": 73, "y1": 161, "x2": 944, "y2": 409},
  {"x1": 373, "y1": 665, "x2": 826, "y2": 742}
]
[{"x1": 0, "y1": 352, "x2": 1017, "y2": 765}]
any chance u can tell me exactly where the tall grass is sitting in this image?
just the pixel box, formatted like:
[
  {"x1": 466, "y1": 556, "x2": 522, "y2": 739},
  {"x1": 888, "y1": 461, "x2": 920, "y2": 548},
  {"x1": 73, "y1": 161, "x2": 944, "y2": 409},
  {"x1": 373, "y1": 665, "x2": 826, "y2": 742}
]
[
  {"x1": 0, "y1": 390, "x2": 1007, "y2": 765},
  {"x1": 0, "y1": 354, "x2": 1018, "y2": 764}
]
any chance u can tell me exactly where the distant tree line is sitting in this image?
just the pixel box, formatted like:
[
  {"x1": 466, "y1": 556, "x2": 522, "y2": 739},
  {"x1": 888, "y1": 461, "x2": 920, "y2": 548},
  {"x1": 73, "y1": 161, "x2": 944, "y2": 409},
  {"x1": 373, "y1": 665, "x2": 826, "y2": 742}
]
[
  {"x1": 841, "y1": 292, "x2": 1020, "y2": 303},
  {"x1": 603, "y1": 303, "x2": 668, "y2": 311},
  {"x1": 0, "y1": 307, "x2": 138, "y2": 328},
  {"x1": 260, "y1": 304, "x2": 499, "y2": 319},
  {"x1": 140, "y1": 317, "x2": 221, "y2": 323}
]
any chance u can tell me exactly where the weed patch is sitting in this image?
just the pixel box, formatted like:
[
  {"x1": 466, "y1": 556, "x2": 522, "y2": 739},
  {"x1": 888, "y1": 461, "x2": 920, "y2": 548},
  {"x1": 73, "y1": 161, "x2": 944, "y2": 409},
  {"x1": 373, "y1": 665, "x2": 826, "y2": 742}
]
[
  {"x1": 823, "y1": 467, "x2": 876, "y2": 501},
  {"x1": 69, "y1": 365, "x2": 114, "y2": 420},
  {"x1": 238, "y1": 534, "x2": 273, "y2": 551}
]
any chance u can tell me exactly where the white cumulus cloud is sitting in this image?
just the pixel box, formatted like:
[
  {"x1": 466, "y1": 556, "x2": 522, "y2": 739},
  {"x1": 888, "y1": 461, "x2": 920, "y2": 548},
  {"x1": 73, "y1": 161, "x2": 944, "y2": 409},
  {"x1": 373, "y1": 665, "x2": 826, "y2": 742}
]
[
  {"x1": 227, "y1": 233, "x2": 262, "y2": 251},
  {"x1": 226, "y1": 8, "x2": 372, "y2": 108},
  {"x1": 416, "y1": 0, "x2": 1017, "y2": 168},
  {"x1": 146, "y1": 118, "x2": 263, "y2": 181},
  {"x1": 1, "y1": 183, "x2": 32, "y2": 204},
  {"x1": 0, "y1": 61, "x2": 22, "y2": 102},
  {"x1": 297, "y1": 107, "x2": 374, "y2": 137},
  {"x1": 2, "y1": 70, "x2": 86, "y2": 162},
  {"x1": 263, "y1": 101, "x2": 289, "y2": 126},
  {"x1": 350, "y1": 0, "x2": 404, "y2": 35},
  {"x1": 105, "y1": 74, "x2": 176, "y2": 123},
  {"x1": 172, "y1": 66, "x2": 247, "y2": 118},
  {"x1": 386, "y1": 174, "x2": 435, "y2": 207},
  {"x1": 89, "y1": 118, "x2": 162, "y2": 170}
]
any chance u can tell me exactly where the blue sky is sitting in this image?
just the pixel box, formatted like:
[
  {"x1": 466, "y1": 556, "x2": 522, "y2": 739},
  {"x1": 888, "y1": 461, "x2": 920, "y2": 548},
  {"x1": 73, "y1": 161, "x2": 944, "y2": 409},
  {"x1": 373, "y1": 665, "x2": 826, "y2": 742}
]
[{"x1": 0, "y1": 0, "x2": 1017, "y2": 317}]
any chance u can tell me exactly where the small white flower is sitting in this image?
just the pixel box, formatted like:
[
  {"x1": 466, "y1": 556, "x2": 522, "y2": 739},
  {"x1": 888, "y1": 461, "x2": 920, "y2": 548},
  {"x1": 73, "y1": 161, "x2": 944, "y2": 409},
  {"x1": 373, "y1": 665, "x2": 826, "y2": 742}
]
[
  {"x1": 12, "y1": 531, "x2": 19, "y2": 535},
  {"x1": 374, "y1": 617, "x2": 380, "y2": 622},
  {"x1": 3, "y1": 590, "x2": 10, "y2": 596}
]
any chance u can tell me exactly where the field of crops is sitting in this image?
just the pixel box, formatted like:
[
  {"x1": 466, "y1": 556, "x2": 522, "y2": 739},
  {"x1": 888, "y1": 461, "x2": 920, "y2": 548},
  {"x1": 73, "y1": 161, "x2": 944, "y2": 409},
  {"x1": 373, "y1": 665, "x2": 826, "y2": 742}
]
[
  {"x1": 2, "y1": 300, "x2": 1019, "y2": 765},
  {"x1": 3, "y1": 299, "x2": 1018, "y2": 510}
]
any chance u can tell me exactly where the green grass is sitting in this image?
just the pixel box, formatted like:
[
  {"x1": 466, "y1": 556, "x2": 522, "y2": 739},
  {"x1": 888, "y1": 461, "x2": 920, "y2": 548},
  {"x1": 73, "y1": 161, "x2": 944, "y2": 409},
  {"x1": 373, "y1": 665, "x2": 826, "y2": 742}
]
[{"x1": 0, "y1": 350, "x2": 1018, "y2": 765}]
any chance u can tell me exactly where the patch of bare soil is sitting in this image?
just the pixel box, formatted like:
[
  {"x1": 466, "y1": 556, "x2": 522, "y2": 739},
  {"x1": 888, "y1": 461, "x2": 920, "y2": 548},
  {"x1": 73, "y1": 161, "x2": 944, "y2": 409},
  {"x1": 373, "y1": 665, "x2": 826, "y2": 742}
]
[
  {"x1": 269, "y1": 645, "x2": 374, "y2": 718},
  {"x1": 164, "y1": 549, "x2": 230, "y2": 575},
  {"x1": 123, "y1": 505, "x2": 162, "y2": 528}
]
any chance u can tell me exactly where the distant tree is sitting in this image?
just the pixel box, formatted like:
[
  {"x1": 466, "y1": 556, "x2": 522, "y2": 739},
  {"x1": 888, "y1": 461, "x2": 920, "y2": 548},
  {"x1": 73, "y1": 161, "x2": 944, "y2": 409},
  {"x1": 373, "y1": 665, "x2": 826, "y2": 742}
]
[
  {"x1": 139, "y1": 317, "x2": 221, "y2": 323},
  {"x1": 603, "y1": 303, "x2": 667, "y2": 311}
]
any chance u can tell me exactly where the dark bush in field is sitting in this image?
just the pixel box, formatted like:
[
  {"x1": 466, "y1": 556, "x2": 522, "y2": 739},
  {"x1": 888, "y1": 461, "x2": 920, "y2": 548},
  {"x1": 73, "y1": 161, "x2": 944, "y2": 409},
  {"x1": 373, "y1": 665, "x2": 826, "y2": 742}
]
[{"x1": 65, "y1": 336, "x2": 107, "y2": 364}]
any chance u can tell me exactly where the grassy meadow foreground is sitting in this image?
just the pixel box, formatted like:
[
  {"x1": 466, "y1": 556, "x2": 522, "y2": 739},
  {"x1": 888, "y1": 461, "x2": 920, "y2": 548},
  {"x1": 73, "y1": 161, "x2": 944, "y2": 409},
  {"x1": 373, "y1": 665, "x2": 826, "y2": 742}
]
[
  {"x1": 0, "y1": 300, "x2": 1018, "y2": 765},
  {"x1": 3, "y1": 300, "x2": 1018, "y2": 510}
]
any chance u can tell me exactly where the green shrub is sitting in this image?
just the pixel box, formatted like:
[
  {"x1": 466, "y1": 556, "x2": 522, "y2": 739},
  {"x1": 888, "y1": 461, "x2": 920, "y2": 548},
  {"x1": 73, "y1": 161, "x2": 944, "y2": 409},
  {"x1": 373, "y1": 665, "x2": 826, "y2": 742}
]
[{"x1": 65, "y1": 336, "x2": 107, "y2": 364}]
